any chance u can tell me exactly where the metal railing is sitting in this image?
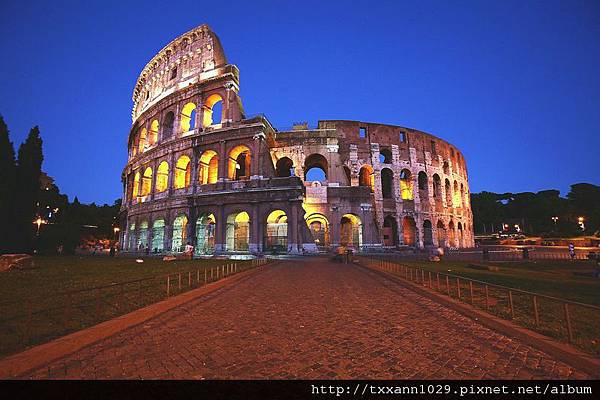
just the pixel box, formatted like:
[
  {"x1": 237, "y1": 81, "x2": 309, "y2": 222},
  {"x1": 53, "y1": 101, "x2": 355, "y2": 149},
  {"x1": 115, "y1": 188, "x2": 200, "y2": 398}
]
[
  {"x1": 357, "y1": 256, "x2": 600, "y2": 356},
  {"x1": 378, "y1": 249, "x2": 592, "y2": 262},
  {"x1": 0, "y1": 258, "x2": 271, "y2": 358}
]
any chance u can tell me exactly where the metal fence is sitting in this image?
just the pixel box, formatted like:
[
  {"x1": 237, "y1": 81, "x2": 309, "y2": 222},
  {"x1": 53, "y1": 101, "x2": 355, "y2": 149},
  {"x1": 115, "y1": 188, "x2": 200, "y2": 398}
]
[
  {"x1": 377, "y1": 249, "x2": 593, "y2": 263},
  {"x1": 357, "y1": 257, "x2": 600, "y2": 356},
  {"x1": 0, "y1": 258, "x2": 270, "y2": 358}
]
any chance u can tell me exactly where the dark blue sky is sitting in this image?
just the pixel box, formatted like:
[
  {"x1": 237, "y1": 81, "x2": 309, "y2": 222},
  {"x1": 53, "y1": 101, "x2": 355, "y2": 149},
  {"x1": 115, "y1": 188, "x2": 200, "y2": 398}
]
[{"x1": 1, "y1": 0, "x2": 598, "y2": 204}]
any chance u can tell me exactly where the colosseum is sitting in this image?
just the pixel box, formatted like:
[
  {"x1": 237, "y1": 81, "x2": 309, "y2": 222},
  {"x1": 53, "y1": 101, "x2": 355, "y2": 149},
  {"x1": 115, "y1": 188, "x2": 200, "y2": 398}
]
[{"x1": 119, "y1": 24, "x2": 474, "y2": 256}]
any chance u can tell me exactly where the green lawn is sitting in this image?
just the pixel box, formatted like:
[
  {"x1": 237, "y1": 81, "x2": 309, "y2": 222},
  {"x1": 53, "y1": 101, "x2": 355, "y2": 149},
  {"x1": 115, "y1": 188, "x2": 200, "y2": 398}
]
[
  {"x1": 0, "y1": 256, "x2": 255, "y2": 358},
  {"x1": 368, "y1": 256, "x2": 600, "y2": 356}
]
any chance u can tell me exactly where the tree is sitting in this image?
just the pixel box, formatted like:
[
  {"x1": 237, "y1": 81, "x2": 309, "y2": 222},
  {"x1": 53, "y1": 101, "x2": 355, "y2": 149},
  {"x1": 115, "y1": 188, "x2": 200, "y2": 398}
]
[
  {"x1": 15, "y1": 126, "x2": 43, "y2": 252},
  {"x1": 0, "y1": 116, "x2": 17, "y2": 252}
]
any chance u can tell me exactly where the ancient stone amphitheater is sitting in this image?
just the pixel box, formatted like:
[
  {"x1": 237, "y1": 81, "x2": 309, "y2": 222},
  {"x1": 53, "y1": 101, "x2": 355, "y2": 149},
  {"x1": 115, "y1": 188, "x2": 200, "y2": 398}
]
[{"x1": 120, "y1": 24, "x2": 474, "y2": 256}]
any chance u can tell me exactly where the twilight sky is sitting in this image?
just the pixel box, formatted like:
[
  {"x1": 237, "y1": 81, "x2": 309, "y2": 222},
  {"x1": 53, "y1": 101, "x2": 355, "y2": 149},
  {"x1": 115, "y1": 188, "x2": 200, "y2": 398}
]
[{"x1": 0, "y1": 0, "x2": 598, "y2": 204}]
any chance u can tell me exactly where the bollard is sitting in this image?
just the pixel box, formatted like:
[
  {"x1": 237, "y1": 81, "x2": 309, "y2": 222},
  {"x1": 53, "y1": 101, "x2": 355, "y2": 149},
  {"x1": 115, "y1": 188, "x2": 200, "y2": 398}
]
[
  {"x1": 564, "y1": 303, "x2": 574, "y2": 343},
  {"x1": 446, "y1": 276, "x2": 450, "y2": 295},
  {"x1": 178, "y1": 273, "x2": 182, "y2": 291},
  {"x1": 469, "y1": 281, "x2": 474, "y2": 304},
  {"x1": 456, "y1": 278, "x2": 461, "y2": 299},
  {"x1": 428, "y1": 271, "x2": 432, "y2": 288},
  {"x1": 197, "y1": 270, "x2": 200, "y2": 285},
  {"x1": 166, "y1": 276, "x2": 170, "y2": 298},
  {"x1": 188, "y1": 271, "x2": 192, "y2": 287},
  {"x1": 485, "y1": 285, "x2": 489, "y2": 311},
  {"x1": 532, "y1": 295, "x2": 539, "y2": 326},
  {"x1": 204, "y1": 269, "x2": 207, "y2": 284},
  {"x1": 139, "y1": 280, "x2": 143, "y2": 304},
  {"x1": 508, "y1": 290, "x2": 514, "y2": 319},
  {"x1": 436, "y1": 273, "x2": 440, "y2": 290},
  {"x1": 96, "y1": 287, "x2": 101, "y2": 316}
]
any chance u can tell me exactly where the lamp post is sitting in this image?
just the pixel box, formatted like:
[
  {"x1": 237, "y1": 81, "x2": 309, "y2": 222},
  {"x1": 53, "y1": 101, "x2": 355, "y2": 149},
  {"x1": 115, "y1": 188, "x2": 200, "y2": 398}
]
[
  {"x1": 552, "y1": 216, "x2": 558, "y2": 231},
  {"x1": 578, "y1": 217, "x2": 585, "y2": 231}
]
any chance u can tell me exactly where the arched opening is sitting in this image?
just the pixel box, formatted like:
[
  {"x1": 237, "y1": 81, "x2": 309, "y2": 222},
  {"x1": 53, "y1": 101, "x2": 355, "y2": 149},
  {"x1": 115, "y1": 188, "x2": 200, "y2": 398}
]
[
  {"x1": 340, "y1": 214, "x2": 362, "y2": 249},
  {"x1": 383, "y1": 216, "x2": 398, "y2": 246},
  {"x1": 402, "y1": 217, "x2": 416, "y2": 246},
  {"x1": 304, "y1": 153, "x2": 328, "y2": 182},
  {"x1": 453, "y1": 180, "x2": 460, "y2": 207},
  {"x1": 137, "y1": 220, "x2": 149, "y2": 251},
  {"x1": 448, "y1": 221, "x2": 456, "y2": 247},
  {"x1": 180, "y1": 102, "x2": 197, "y2": 133},
  {"x1": 458, "y1": 222, "x2": 464, "y2": 247},
  {"x1": 196, "y1": 213, "x2": 216, "y2": 255},
  {"x1": 460, "y1": 183, "x2": 466, "y2": 208},
  {"x1": 156, "y1": 161, "x2": 169, "y2": 193},
  {"x1": 423, "y1": 220, "x2": 433, "y2": 246},
  {"x1": 228, "y1": 145, "x2": 251, "y2": 180},
  {"x1": 162, "y1": 112, "x2": 175, "y2": 140},
  {"x1": 174, "y1": 155, "x2": 191, "y2": 189},
  {"x1": 381, "y1": 168, "x2": 394, "y2": 198},
  {"x1": 443, "y1": 161, "x2": 449, "y2": 175},
  {"x1": 171, "y1": 214, "x2": 188, "y2": 252},
  {"x1": 275, "y1": 157, "x2": 294, "y2": 177},
  {"x1": 132, "y1": 171, "x2": 140, "y2": 199},
  {"x1": 306, "y1": 213, "x2": 330, "y2": 249},
  {"x1": 138, "y1": 128, "x2": 147, "y2": 153},
  {"x1": 199, "y1": 150, "x2": 219, "y2": 184},
  {"x1": 149, "y1": 120, "x2": 159, "y2": 144},
  {"x1": 418, "y1": 171, "x2": 429, "y2": 198},
  {"x1": 151, "y1": 219, "x2": 165, "y2": 252},
  {"x1": 379, "y1": 148, "x2": 392, "y2": 164},
  {"x1": 359, "y1": 165, "x2": 374, "y2": 192},
  {"x1": 400, "y1": 169, "x2": 413, "y2": 200},
  {"x1": 141, "y1": 167, "x2": 152, "y2": 196},
  {"x1": 226, "y1": 211, "x2": 250, "y2": 251},
  {"x1": 432, "y1": 174, "x2": 441, "y2": 199},
  {"x1": 202, "y1": 94, "x2": 223, "y2": 127},
  {"x1": 265, "y1": 210, "x2": 288, "y2": 252},
  {"x1": 343, "y1": 166, "x2": 352, "y2": 186},
  {"x1": 445, "y1": 178, "x2": 452, "y2": 207},
  {"x1": 436, "y1": 220, "x2": 446, "y2": 248},
  {"x1": 128, "y1": 222, "x2": 136, "y2": 251}
]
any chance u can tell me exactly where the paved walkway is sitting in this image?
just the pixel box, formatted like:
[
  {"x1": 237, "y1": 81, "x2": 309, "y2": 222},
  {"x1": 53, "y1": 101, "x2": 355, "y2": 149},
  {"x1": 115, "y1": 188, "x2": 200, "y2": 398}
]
[{"x1": 23, "y1": 258, "x2": 588, "y2": 379}]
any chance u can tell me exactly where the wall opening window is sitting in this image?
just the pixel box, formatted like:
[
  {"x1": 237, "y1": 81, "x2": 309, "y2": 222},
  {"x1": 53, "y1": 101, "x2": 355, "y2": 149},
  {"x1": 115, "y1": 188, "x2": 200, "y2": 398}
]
[
  {"x1": 196, "y1": 213, "x2": 216, "y2": 255},
  {"x1": 199, "y1": 150, "x2": 219, "y2": 184},
  {"x1": 275, "y1": 157, "x2": 294, "y2": 177},
  {"x1": 151, "y1": 219, "x2": 165, "y2": 252},
  {"x1": 202, "y1": 94, "x2": 223, "y2": 127},
  {"x1": 306, "y1": 213, "x2": 330, "y2": 248},
  {"x1": 399, "y1": 132, "x2": 407, "y2": 142},
  {"x1": 431, "y1": 140, "x2": 436, "y2": 154},
  {"x1": 265, "y1": 210, "x2": 288, "y2": 252},
  {"x1": 180, "y1": 102, "x2": 197, "y2": 133},
  {"x1": 138, "y1": 128, "x2": 147, "y2": 154},
  {"x1": 359, "y1": 127, "x2": 367, "y2": 138},
  {"x1": 432, "y1": 174, "x2": 441, "y2": 199},
  {"x1": 359, "y1": 165, "x2": 374, "y2": 192},
  {"x1": 170, "y1": 67, "x2": 177, "y2": 80},
  {"x1": 402, "y1": 217, "x2": 416, "y2": 246},
  {"x1": 149, "y1": 120, "x2": 159, "y2": 145},
  {"x1": 132, "y1": 172, "x2": 140, "y2": 199},
  {"x1": 174, "y1": 155, "x2": 191, "y2": 189},
  {"x1": 423, "y1": 220, "x2": 433, "y2": 246},
  {"x1": 379, "y1": 148, "x2": 392, "y2": 164},
  {"x1": 228, "y1": 145, "x2": 251, "y2": 180},
  {"x1": 156, "y1": 161, "x2": 169, "y2": 193},
  {"x1": 418, "y1": 171, "x2": 428, "y2": 192},
  {"x1": 226, "y1": 211, "x2": 250, "y2": 251},
  {"x1": 171, "y1": 214, "x2": 188, "y2": 252},
  {"x1": 340, "y1": 214, "x2": 362, "y2": 248},
  {"x1": 162, "y1": 112, "x2": 175, "y2": 140},
  {"x1": 141, "y1": 167, "x2": 153, "y2": 196},
  {"x1": 304, "y1": 153, "x2": 328, "y2": 182}
]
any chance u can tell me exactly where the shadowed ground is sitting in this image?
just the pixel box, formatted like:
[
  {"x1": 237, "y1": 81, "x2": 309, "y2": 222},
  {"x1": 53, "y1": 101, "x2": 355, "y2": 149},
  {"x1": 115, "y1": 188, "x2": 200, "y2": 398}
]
[{"x1": 22, "y1": 258, "x2": 589, "y2": 379}]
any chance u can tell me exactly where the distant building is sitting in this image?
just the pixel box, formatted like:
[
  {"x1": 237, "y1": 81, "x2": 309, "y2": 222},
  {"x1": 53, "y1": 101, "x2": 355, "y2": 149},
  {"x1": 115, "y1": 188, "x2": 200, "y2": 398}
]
[{"x1": 120, "y1": 24, "x2": 474, "y2": 255}]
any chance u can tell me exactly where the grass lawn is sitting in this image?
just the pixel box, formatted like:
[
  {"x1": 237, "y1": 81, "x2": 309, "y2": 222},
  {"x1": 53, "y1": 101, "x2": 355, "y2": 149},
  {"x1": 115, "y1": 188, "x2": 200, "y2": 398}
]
[
  {"x1": 0, "y1": 256, "x2": 254, "y2": 358},
  {"x1": 370, "y1": 256, "x2": 600, "y2": 356}
]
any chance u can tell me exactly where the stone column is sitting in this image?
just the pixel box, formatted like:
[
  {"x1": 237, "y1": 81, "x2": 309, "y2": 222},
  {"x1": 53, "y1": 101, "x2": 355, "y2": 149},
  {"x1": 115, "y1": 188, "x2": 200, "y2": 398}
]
[
  {"x1": 215, "y1": 205, "x2": 226, "y2": 253},
  {"x1": 218, "y1": 140, "x2": 227, "y2": 181},
  {"x1": 250, "y1": 204, "x2": 260, "y2": 253}
]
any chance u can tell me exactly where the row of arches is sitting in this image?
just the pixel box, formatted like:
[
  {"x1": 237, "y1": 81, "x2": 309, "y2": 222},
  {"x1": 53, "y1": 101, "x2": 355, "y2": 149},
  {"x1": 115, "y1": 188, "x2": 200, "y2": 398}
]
[
  {"x1": 399, "y1": 217, "x2": 469, "y2": 247},
  {"x1": 131, "y1": 95, "x2": 224, "y2": 157},
  {"x1": 129, "y1": 145, "x2": 251, "y2": 199}
]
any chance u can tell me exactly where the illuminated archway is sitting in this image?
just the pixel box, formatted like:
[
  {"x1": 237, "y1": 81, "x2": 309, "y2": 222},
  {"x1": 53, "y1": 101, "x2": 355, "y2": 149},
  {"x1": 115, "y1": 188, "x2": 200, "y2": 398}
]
[
  {"x1": 437, "y1": 220, "x2": 446, "y2": 248},
  {"x1": 275, "y1": 157, "x2": 294, "y2": 177},
  {"x1": 141, "y1": 167, "x2": 152, "y2": 196},
  {"x1": 128, "y1": 222, "x2": 136, "y2": 250},
  {"x1": 306, "y1": 213, "x2": 330, "y2": 248},
  {"x1": 180, "y1": 102, "x2": 197, "y2": 133},
  {"x1": 448, "y1": 220, "x2": 456, "y2": 247},
  {"x1": 383, "y1": 216, "x2": 398, "y2": 246},
  {"x1": 149, "y1": 120, "x2": 159, "y2": 144},
  {"x1": 453, "y1": 180, "x2": 460, "y2": 207},
  {"x1": 359, "y1": 165, "x2": 374, "y2": 191},
  {"x1": 199, "y1": 150, "x2": 219, "y2": 184},
  {"x1": 340, "y1": 214, "x2": 362, "y2": 248},
  {"x1": 265, "y1": 210, "x2": 288, "y2": 252},
  {"x1": 445, "y1": 178, "x2": 452, "y2": 206},
  {"x1": 458, "y1": 222, "x2": 464, "y2": 247},
  {"x1": 400, "y1": 169, "x2": 413, "y2": 200},
  {"x1": 138, "y1": 128, "x2": 147, "y2": 153},
  {"x1": 132, "y1": 171, "x2": 140, "y2": 199},
  {"x1": 196, "y1": 213, "x2": 216, "y2": 255},
  {"x1": 228, "y1": 145, "x2": 251, "y2": 180},
  {"x1": 138, "y1": 220, "x2": 149, "y2": 250},
  {"x1": 171, "y1": 214, "x2": 188, "y2": 252},
  {"x1": 402, "y1": 217, "x2": 416, "y2": 246},
  {"x1": 156, "y1": 161, "x2": 169, "y2": 192},
  {"x1": 174, "y1": 155, "x2": 191, "y2": 189},
  {"x1": 226, "y1": 211, "x2": 250, "y2": 251},
  {"x1": 151, "y1": 219, "x2": 165, "y2": 252},
  {"x1": 202, "y1": 94, "x2": 223, "y2": 127}
]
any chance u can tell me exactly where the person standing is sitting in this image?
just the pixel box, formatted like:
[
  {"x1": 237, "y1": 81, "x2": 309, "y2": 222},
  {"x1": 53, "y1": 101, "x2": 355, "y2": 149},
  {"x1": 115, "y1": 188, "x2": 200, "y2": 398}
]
[{"x1": 568, "y1": 243, "x2": 575, "y2": 260}]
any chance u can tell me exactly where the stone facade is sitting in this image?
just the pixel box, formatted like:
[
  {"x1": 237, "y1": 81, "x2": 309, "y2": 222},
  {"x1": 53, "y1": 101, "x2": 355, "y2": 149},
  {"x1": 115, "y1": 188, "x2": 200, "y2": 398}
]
[{"x1": 120, "y1": 24, "x2": 474, "y2": 256}]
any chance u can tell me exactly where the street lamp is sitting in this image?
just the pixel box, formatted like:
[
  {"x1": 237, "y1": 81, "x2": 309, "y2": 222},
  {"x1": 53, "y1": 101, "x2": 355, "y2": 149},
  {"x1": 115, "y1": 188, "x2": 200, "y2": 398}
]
[
  {"x1": 113, "y1": 227, "x2": 120, "y2": 241},
  {"x1": 33, "y1": 217, "x2": 46, "y2": 235},
  {"x1": 551, "y1": 216, "x2": 558, "y2": 231}
]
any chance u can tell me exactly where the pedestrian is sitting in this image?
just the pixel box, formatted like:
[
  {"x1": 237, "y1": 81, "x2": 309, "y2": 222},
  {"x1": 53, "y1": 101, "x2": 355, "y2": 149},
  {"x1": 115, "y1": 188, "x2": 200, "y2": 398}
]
[
  {"x1": 568, "y1": 243, "x2": 575, "y2": 260},
  {"x1": 185, "y1": 242, "x2": 194, "y2": 260},
  {"x1": 109, "y1": 245, "x2": 116, "y2": 257}
]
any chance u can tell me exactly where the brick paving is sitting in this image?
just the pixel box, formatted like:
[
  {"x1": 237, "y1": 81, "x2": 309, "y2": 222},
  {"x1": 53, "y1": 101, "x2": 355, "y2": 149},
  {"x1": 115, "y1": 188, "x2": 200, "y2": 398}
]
[{"x1": 22, "y1": 258, "x2": 589, "y2": 379}]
